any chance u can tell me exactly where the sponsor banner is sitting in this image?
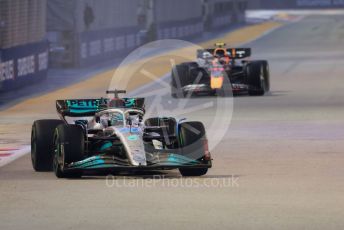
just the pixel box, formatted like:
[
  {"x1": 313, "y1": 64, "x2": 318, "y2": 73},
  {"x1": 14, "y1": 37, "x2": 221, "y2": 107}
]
[
  {"x1": 77, "y1": 26, "x2": 143, "y2": 67},
  {"x1": 0, "y1": 40, "x2": 48, "y2": 92}
]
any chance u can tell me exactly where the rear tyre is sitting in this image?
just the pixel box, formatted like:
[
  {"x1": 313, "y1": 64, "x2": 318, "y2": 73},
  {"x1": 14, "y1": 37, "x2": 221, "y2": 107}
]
[
  {"x1": 31, "y1": 119, "x2": 64, "y2": 171},
  {"x1": 144, "y1": 117, "x2": 176, "y2": 135},
  {"x1": 144, "y1": 117, "x2": 177, "y2": 148},
  {"x1": 246, "y1": 61, "x2": 270, "y2": 96},
  {"x1": 53, "y1": 124, "x2": 84, "y2": 178},
  {"x1": 171, "y1": 64, "x2": 189, "y2": 98},
  {"x1": 178, "y1": 121, "x2": 209, "y2": 176},
  {"x1": 183, "y1": 62, "x2": 199, "y2": 69}
]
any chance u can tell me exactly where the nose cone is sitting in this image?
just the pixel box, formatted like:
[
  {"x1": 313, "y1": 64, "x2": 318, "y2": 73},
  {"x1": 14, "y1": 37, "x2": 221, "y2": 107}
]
[
  {"x1": 131, "y1": 150, "x2": 147, "y2": 166},
  {"x1": 210, "y1": 76, "x2": 224, "y2": 89}
]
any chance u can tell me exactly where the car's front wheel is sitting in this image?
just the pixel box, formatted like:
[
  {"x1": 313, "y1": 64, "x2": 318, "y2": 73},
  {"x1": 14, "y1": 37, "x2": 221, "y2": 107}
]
[
  {"x1": 53, "y1": 124, "x2": 84, "y2": 178},
  {"x1": 178, "y1": 121, "x2": 210, "y2": 176}
]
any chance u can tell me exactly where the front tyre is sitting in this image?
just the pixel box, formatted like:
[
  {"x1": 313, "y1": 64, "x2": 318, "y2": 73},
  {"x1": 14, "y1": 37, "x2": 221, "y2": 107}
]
[
  {"x1": 53, "y1": 124, "x2": 84, "y2": 178},
  {"x1": 178, "y1": 121, "x2": 210, "y2": 176},
  {"x1": 171, "y1": 64, "x2": 189, "y2": 98}
]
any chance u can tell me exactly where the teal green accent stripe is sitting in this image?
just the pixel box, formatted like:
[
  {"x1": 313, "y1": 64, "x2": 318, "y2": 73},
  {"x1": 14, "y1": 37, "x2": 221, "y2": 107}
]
[
  {"x1": 84, "y1": 164, "x2": 117, "y2": 169},
  {"x1": 99, "y1": 142, "x2": 112, "y2": 151},
  {"x1": 70, "y1": 109, "x2": 97, "y2": 113},
  {"x1": 167, "y1": 154, "x2": 199, "y2": 165}
]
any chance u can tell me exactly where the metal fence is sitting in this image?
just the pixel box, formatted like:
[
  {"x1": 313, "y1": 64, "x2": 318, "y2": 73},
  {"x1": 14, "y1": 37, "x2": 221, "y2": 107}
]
[
  {"x1": 0, "y1": 0, "x2": 248, "y2": 71},
  {"x1": 47, "y1": 0, "x2": 144, "y2": 67},
  {"x1": 0, "y1": 0, "x2": 48, "y2": 92},
  {"x1": 0, "y1": 0, "x2": 46, "y2": 49}
]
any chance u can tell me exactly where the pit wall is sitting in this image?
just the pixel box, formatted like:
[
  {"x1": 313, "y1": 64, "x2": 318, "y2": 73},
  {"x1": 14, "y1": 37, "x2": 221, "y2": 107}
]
[
  {"x1": 77, "y1": 26, "x2": 143, "y2": 67},
  {"x1": 0, "y1": 40, "x2": 48, "y2": 91},
  {"x1": 48, "y1": 0, "x2": 248, "y2": 68},
  {"x1": 0, "y1": 0, "x2": 48, "y2": 92}
]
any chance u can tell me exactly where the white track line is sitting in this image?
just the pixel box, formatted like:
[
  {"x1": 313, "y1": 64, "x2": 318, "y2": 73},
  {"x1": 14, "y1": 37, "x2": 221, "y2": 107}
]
[{"x1": 0, "y1": 145, "x2": 31, "y2": 168}]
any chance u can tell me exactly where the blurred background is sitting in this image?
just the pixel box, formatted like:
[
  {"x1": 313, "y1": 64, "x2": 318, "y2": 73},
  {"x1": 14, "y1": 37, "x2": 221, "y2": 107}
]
[
  {"x1": 0, "y1": 0, "x2": 249, "y2": 92},
  {"x1": 1, "y1": 0, "x2": 344, "y2": 93}
]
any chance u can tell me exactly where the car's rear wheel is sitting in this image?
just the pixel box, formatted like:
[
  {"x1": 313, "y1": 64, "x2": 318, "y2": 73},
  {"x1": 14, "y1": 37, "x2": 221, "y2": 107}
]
[
  {"x1": 171, "y1": 64, "x2": 189, "y2": 98},
  {"x1": 53, "y1": 124, "x2": 84, "y2": 178},
  {"x1": 144, "y1": 117, "x2": 177, "y2": 148},
  {"x1": 178, "y1": 121, "x2": 209, "y2": 176},
  {"x1": 31, "y1": 119, "x2": 64, "y2": 171},
  {"x1": 246, "y1": 61, "x2": 270, "y2": 96},
  {"x1": 144, "y1": 117, "x2": 176, "y2": 134}
]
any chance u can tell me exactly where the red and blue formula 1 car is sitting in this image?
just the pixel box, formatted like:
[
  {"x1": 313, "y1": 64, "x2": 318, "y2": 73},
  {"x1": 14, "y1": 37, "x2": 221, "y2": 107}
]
[{"x1": 171, "y1": 43, "x2": 270, "y2": 97}]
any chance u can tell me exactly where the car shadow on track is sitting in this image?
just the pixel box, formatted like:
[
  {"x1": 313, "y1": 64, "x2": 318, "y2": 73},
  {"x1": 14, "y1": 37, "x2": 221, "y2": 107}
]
[
  {"x1": 0, "y1": 167, "x2": 241, "y2": 181},
  {"x1": 80, "y1": 171, "x2": 241, "y2": 180}
]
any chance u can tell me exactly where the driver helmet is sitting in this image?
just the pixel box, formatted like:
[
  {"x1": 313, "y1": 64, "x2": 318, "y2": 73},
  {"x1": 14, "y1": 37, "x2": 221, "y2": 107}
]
[
  {"x1": 110, "y1": 112, "x2": 124, "y2": 126},
  {"x1": 214, "y1": 48, "x2": 226, "y2": 58},
  {"x1": 202, "y1": 51, "x2": 212, "y2": 59}
]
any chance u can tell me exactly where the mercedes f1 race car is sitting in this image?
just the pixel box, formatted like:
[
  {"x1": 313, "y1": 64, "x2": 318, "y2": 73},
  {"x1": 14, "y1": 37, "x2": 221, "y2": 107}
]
[
  {"x1": 171, "y1": 43, "x2": 270, "y2": 97},
  {"x1": 31, "y1": 90, "x2": 211, "y2": 178}
]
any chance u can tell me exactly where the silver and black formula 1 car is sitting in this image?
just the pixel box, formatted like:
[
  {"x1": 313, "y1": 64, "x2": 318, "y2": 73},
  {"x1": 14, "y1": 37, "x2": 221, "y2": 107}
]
[
  {"x1": 171, "y1": 42, "x2": 270, "y2": 97},
  {"x1": 31, "y1": 90, "x2": 211, "y2": 178}
]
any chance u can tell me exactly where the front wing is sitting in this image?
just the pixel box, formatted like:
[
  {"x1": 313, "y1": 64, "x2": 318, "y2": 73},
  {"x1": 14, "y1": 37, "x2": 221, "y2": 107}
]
[
  {"x1": 181, "y1": 83, "x2": 249, "y2": 95},
  {"x1": 64, "y1": 152, "x2": 211, "y2": 172}
]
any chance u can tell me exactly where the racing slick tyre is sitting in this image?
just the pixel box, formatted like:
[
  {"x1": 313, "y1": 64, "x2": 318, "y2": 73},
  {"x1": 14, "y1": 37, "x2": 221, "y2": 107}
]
[
  {"x1": 246, "y1": 60, "x2": 270, "y2": 96},
  {"x1": 184, "y1": 62, "x2": 199, "y2": 69},
  {"x1": 31, "y1": 119, "x2": 64, "y2": 171},
  {"x1": 144, "y1": 117, "x2": 176, "y2": 136},
  {"x1": 171, "y1": 63, "x2": 199, "y2": 98},
  {"x1": 53, "y1": 124, "x2": 84, "y2": 178},
  {"x1": 171, "y1": 64, "x2": 188, "y2": 98},
  {"x1": 144, "y1": 117, "x2": 178, "y2": 148},
  {"x1": 178, "y1": 121, "x2": 209, "y2": 176}
]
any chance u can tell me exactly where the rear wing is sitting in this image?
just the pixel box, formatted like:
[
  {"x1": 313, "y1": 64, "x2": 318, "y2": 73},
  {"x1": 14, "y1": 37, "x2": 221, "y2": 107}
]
[
  {"x1": 56, "y1": 98, "x2": 145, "y2": 117},
  {"x1": 197, "y1": 48, "x2": 251, "y2": 59},
  {"x1": 108, "y1": 98, "x2": 145, "y2": 110}
]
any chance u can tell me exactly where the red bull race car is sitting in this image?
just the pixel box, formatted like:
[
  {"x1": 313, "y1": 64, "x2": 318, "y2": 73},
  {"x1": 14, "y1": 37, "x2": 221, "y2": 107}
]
[{"x1": 171, "y1": 43, "x2": 270, "y2": 97}]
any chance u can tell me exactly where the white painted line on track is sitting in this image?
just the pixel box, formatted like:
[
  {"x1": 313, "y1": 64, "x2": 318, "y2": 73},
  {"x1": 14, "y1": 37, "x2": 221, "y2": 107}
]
[{"x1": 0, "y1": 145, "x2": 30, "y2": 168}]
